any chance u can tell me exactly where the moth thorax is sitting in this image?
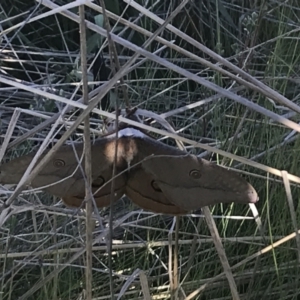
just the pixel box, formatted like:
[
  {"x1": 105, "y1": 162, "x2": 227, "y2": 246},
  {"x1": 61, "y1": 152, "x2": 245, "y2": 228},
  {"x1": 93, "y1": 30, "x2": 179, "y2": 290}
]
[
  {"x1": 104, "y1": 138, "x2": 138, "y2": 166},
  {"x1": 123, "y1": 138, "x2": 138, "y2": 164}
]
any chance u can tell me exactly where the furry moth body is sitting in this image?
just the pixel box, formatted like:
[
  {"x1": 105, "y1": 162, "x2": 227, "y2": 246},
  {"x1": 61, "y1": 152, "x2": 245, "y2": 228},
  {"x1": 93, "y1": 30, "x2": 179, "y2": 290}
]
[{"x1": 0, "y1": 128, "x2": 258, "y2": 214}]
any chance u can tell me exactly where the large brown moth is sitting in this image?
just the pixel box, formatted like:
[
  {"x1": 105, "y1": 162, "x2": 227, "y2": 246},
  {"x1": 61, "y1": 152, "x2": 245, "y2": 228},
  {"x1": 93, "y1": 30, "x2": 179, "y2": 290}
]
[{"x1": 0, "y1": 128, "x2": 258, "y2": 215}]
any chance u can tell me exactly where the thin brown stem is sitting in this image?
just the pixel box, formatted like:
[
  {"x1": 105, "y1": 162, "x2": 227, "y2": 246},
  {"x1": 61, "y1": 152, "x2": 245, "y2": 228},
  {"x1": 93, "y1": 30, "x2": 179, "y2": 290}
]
[{"x1": 79, "y1": 5, "x2": 93, "y2": 300}]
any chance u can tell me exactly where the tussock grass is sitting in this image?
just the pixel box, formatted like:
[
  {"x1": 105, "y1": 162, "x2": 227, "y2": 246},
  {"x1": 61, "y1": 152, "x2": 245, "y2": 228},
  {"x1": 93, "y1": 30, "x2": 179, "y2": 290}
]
[{"x1": 1, "y1": 0, "x2": 300, "y2": 299}]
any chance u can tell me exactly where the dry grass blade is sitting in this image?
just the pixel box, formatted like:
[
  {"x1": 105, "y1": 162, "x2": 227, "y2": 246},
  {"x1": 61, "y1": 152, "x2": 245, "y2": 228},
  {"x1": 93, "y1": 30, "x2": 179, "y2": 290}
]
[
  {"x1": 1, "y1": 233, "x2": 272, "y2": 259},
  {"x1": 173, "y1": 216, "x2": 180, "y2": 299},
  {"x1": 168, "y1": 217, "x2": 176, "y2": 295},
  {"x1": 0, "y1": 108, "x2": 21, "y2": 162},
  {"x1": 98, "y1": 0, "x2": 129, "y2": 107},
  {"x1": 202, "y1": 207, "x2": 240, "y2": 300},
  {"x1": 117, "y1": 269, "x2": 140, "y2": 300},
  {"x1": 78, "y1": 4, "x2": 93, "y2": 299},
  {"x1": 281, "y1": 170, "x2": 300, "y2": 262},
  {"x1": 98, "y1": 1, "x2": 120, "y2": 298},
  {"x1": 139, "y1": 270, "x2": 152, "y2": 300}
]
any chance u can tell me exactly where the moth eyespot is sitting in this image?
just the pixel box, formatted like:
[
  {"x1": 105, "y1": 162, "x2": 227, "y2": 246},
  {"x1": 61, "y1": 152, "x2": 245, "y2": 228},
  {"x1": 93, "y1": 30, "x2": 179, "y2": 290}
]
[
  {"x1": 189, "y1": 169, "x2": 201, "y2": 179},
  {"x1": 53, "y1": 159, "x2": 65, "y2": 168},
  {"x1": 151, "y1": 180, "x2": 162, "y2": 192},
  {"x1": 92, "y1": 176, "x2": 105, "y2": 188}
]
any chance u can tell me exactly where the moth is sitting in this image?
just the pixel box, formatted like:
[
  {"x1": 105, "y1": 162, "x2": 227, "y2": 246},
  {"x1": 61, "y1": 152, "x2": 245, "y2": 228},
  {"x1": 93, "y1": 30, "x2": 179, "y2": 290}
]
[{"x1": 0, "y1": 128, "x2": 258, "y2": 215}]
